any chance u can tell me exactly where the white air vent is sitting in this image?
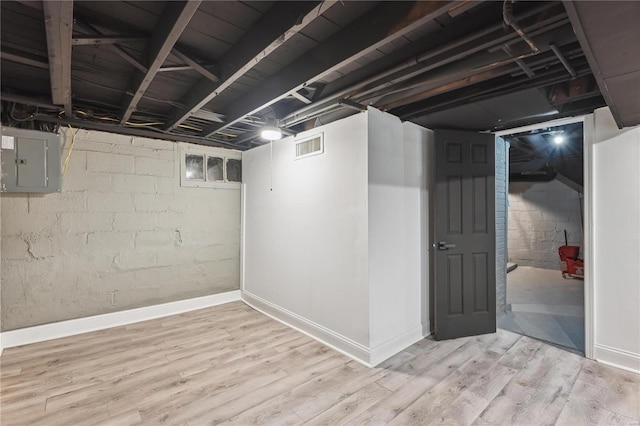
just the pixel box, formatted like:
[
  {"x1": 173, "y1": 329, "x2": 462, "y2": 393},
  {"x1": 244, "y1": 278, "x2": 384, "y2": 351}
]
[{"x1": 295, "y1": 133, "x2": 324, "y2": 159}]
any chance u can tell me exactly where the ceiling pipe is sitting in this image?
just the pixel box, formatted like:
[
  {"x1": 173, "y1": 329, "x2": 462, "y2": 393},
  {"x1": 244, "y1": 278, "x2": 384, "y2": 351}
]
[
  {"x1": 357, "y1": 20, "x2": 577, "y2": 109},
  {"x1": 280, "y1": 2, "x2": 559, "y2": 127},
  {"x1": 503, "y1": 0, "x2": 539, "y2": 53},
  {"x1": 399, "y1": 62, "x2": 592, "y2": 120},
  {"x1": 352, "y1": 16, "x2": 566, "y2": 103},
  {"x1": 549, "y1": 42, "x2": 577, "y2": 78},
  {"x1": 378, "y1": 51, "x2": 540, "y2": 110}
]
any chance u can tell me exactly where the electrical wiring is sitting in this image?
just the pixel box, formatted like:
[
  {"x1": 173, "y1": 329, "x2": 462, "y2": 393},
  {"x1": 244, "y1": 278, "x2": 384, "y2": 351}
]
[
  {"x1": 178, "y1": 124, "x2": 203, "y2": 132},
  {"x1": 215, "y1": 131, "x2": 237, "y2": 138},
  {"x1": 5, "y1": 101, "x2": 229, "y2": 138},
  {"x1": 75, "y1": 110, "x2": 163, "y2": 127},
  {"x1": 10, "y1": 103, "x2": 36, "y2": 122},
  {"x1": 61, "y1": 125, "x2": 76, "y2": 178}
]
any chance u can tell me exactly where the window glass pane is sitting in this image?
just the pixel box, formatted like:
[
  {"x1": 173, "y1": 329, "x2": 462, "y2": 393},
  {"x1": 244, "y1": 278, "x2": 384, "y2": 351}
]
[
  {"x1": 207, "y1": 156, "x2": 224, "y2": 181},
  {"x1": 185, "y1": 154, "x2": 204, "y2": 180},
  {"x1": 227, "y1": 159, "x2": 242, "y2": 182}
]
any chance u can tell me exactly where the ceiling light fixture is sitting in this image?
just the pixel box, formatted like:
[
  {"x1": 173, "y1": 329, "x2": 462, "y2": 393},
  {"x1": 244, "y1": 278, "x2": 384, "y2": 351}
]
[
  {"x1": 260, "y1": 125, "x2": 283, "y2": 141},
  {"x1": 554, "y1": 135, "x2": 565, "y2": 144}
]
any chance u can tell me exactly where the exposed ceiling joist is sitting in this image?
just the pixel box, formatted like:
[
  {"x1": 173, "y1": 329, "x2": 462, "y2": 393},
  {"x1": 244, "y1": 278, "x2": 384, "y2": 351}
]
[
  {"x1": 71, "y1": 35, "x2": 147, "y2": 46},
  {"x1": 1, "y1": 48, "x2": 49, "y2": 70},
  {"x1": 278, "y1": 2, "x2": 558, "y2": 128},
  {"x1": 200, "y1": 1, "x2": 458, "y2": 137},
  {"x1": 163, "y1": 1, "x2": 336, "y2": 131},
  {"x1": 42, "y1": 0, "x2": 73, "y2": 116},
  {"x1": 74, "y1": 20, "x2": 149, "y2": 74},
  {"x1": 172, "y1": 49, "x2": 219, "y2": 83},
  {"x1": 290, "y1": 91, "x2": 313, "y2": 105},
  {"x1": 1, "y1": 91, "x2": 58, "y2": 110},
  {"x1": 119, "y1": 0, "x2": 201, "y2": 125}
]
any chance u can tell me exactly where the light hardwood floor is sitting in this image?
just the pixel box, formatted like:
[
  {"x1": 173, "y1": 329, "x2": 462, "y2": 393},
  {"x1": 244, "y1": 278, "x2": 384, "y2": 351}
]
[{"x1": 1, "y1": 301, "x2": 638, "y2": 425}]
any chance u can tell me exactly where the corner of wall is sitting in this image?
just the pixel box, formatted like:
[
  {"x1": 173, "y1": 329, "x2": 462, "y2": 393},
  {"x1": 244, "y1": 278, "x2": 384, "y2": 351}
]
[{"x1": 591, "y1": 106, "x2": 640, "y2": 372}]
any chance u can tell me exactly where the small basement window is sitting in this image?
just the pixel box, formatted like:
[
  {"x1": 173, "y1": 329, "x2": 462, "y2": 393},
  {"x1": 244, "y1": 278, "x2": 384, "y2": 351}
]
[
  {"x1": 226, "y1": 158, "x2": 242, "y2": 182},
  {"x1": 207, "y1": 156, "x2": 224, "y2": 181},
  {"x1": 180, "y1": 144, "x2": 241, "y2": 189},
  {"x1": 185, "y1": 154, "x2": 205, "y2": 180}
]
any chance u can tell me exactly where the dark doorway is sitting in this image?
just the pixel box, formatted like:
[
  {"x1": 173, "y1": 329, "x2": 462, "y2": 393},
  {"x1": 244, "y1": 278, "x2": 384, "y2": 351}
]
[{"x1": 498, "y1": 122, "x2": 585, "y2": 354}]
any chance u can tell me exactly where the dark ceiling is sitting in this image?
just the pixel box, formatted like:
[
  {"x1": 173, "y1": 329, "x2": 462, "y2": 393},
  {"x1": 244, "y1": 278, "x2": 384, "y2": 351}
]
[{"x1": 1, "y1": 1, "x2": 638, "y2": 150}]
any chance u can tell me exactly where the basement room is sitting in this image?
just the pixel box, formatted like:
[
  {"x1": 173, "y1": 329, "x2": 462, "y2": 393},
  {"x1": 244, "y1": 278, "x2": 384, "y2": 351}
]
[{"x1": 1, "y1": 1, "x2": 639, "y2": 425}]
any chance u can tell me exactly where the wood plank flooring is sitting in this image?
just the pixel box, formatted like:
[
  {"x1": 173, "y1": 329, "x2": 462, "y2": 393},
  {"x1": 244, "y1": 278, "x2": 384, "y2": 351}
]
[{"x1": 1, "y1": 301, "x2": 638, "y2": 425}]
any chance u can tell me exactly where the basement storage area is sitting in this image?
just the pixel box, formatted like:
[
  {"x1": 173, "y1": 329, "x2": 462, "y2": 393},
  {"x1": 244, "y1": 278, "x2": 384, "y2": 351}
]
[
  {"x1": 498, "y1": 121, "x2": 585, "y2": 353},
  {"x1": 1, "y1": 0, "x2": 640, "y2": 424}
]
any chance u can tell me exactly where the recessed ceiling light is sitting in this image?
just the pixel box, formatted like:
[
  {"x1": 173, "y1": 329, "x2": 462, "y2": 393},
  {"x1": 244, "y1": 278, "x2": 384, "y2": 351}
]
[{"x1": 554, "y1": 135, "x2": 564, "y2": 144}]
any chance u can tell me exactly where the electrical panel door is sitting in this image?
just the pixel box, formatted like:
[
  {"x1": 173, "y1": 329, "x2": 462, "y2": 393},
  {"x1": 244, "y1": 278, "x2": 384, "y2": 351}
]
[{"x1": 1, "y1": 127, "x2": 61, "y2": 193}]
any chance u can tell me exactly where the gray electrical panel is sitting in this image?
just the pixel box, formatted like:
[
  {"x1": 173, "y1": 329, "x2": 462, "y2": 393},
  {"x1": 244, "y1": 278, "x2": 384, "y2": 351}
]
[{"x1": 1, "y1": 127, "x2": 61, "y2": 193}]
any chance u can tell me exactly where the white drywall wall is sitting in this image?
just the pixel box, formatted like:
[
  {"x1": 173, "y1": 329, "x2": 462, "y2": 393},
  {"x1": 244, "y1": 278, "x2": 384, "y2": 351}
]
[
  {"x1": 242, "y1": 113, "x2": 370, "y2": 347},
  {"x1": 508, "y1": 179, "x2": 583, "y2": 270},
  {"x1": 243, "y1": 109, "x2": 432, "y2": 365},
  {"x1": 1, "y1": 129, "x2": 241, "y2": 331},
  {"x1": 368, "y1": 109, "x2": 430, "y2": 349},
  {"x1": 591, "y1": 107, "x2": 640, "y2": 371}
]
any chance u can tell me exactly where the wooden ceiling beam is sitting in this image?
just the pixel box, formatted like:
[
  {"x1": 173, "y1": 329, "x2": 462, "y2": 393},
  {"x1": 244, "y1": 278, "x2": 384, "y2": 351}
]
[
  {"x1": 119, "y1": 0, "x2": 201, "y2": 125},
  {"x1": 43, "y1": 0, "x2": 73, "y2": 116},
  {"x1": 200, "y1": 1, "x2": 455, "y2": 137},
  {"x1": 162, "y1": 1, "x2": 337, "y2": 131},
  {"x1": 72, "y1": 35, "x2": 147, "y2": 46}
]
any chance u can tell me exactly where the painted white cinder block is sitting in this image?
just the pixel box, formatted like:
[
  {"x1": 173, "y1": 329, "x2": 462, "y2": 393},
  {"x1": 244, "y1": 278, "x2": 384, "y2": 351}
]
[
  {"x1": 133, "y1": 194, "x2": 177, "y2": 212},
  {"x1": 508, "y1": 179, "x2": 583, "y2": 270},
  {"x1": 87, "y1": 192, "x2": 134, "y2": 212},
  {"x1": 113, "y1": 212, "x2": 157, "y2": 232},
  {"x1": 62, "y1": 171, "x2": 112, "y2": 192},
  {"x1": 111, "y1": 174, "x2": 156, "y2": 193},
  {"x1": 58, "y1": 212, "x2": 114, "y2": 233},
  {"x1": 134, "y1": 157, "x2": 174, "y2": 177},
  {"x1": 29, "y1": 191, "x2": 87, "y2": 213},
  {"x1": 135, "y1": 230, "x2": 176, "y2": 247},
  {"x1": 87, "y1": 231, "x2": 134, "y2": 252},
  {"x1": 86, "y1": 151, "x2": 135, "y2": 174},
  {"x1": 1, "y1": 236, "x2": 30, "y2": 260},
  {"x1": 3, "y1": 211, "x2": 58, "y2": 236},
  {"x1": 1, "y1": 128, "x2": 241, "y2": 331}
]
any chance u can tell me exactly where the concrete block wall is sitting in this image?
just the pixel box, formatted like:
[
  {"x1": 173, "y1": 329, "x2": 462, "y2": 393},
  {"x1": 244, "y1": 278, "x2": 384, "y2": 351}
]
[
  {"x1": 1, "y1": 128, "x2": 240, "y2": 331},
  {"x1": 495, "y1": 139, "x2": 508, "y2": 315},
  {"x1": 508, "y1": 179, "x2": 582, "y2": 270}
]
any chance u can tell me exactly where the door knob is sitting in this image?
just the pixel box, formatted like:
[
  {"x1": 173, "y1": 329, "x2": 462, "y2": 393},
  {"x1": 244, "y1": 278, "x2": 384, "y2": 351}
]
[{"x1": 438, "y1": 241, "x2": 456, "y2": 250}]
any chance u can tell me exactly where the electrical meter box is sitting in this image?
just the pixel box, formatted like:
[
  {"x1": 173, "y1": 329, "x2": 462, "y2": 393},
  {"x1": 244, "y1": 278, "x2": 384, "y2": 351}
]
[{"x1": 1, "y1": 127, "x2": 61, "y2": 193}]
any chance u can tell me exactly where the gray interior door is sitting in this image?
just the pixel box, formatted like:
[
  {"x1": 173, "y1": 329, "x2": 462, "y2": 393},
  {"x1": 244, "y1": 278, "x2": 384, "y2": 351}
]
[{"x1": 434, "y1": 129, "x2": 496, "y2": 340}]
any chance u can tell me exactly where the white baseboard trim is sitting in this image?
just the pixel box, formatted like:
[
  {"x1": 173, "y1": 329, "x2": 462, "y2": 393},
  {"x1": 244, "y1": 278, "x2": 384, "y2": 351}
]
[
  {"x1": 242, "y1": 291, "x2": 373, "y2": 367},
  {"x1": 241, "y1": 291, "x2": 429, "y2": 368},
  {"x1": 594, "y1": 343, "x2": 640, "y2": 374},
  {"x1": 0, "y1": 290, "x2": 241, "y2": 351},
  {"x1": 369, "y1": 322, "x2": 430, "y2": 367}
]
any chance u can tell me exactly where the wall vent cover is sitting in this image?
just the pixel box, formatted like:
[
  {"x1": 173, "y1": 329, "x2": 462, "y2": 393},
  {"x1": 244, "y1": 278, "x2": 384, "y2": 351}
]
[{"x1": 295, "y1": 133, "x2": 324, "y2": 159}]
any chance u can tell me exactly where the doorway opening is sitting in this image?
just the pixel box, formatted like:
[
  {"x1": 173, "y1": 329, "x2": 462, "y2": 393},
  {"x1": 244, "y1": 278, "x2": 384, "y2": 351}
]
[{"x1": 498, "y1": 121, "x2": 585, "y2": 354}]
